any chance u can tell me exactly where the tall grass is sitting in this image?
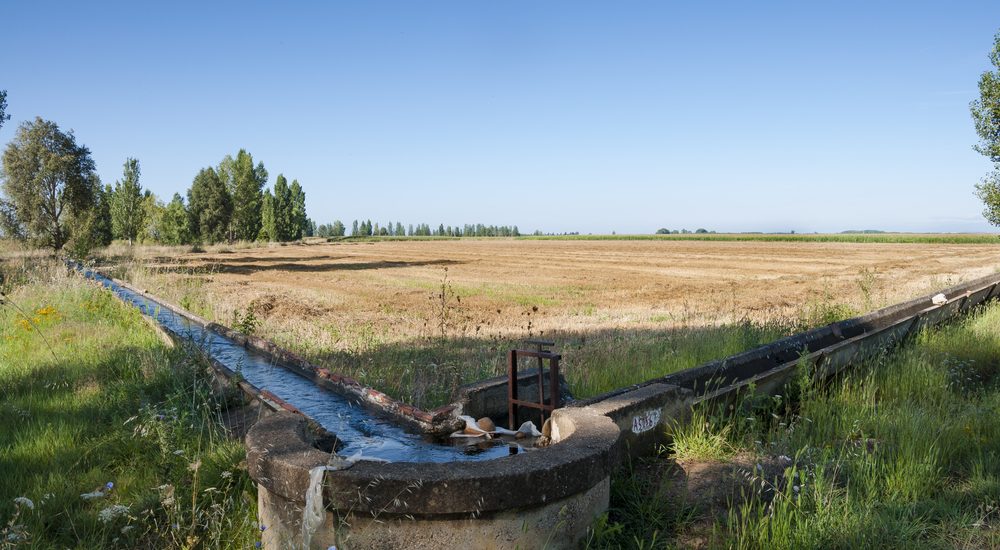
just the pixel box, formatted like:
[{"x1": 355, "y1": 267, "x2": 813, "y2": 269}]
[
  {"x1": 595, "y1": 301, "x2": 1000, "y2": 548},
  {"x1": 0, "y1": 261, "x2": 259, "y2": 548}
]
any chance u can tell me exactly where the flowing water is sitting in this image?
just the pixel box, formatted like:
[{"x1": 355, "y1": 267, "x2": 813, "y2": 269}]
[{"x1": 81, "y1": 267, "x2": 515, "y2": 463}]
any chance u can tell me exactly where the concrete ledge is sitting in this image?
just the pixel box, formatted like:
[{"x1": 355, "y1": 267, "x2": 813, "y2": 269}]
[
  {"x1": 245, "y1": 407, "x2": 619, "y2": 515},
  {"x1": 260, "y1": 477, "x2": 611, "y2": 550},
  {"x1": 579, "y1": 383, "x2": 694, "y2": 459}
]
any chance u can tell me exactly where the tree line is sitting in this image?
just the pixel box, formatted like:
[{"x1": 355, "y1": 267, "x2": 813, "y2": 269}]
[
  {"x1": 339, "y1": 220, "x2": 521, "y2": 237},
  {"x1": 0, "y1": 101, "x2": 312, "y2": 253}
]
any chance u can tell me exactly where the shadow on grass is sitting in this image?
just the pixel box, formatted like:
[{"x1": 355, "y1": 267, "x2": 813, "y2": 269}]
[
  {"x1": 100, "y1": 254, "x2": 464, "y2": 276},
  {"x1": 286, "y1": 318, "x2": 795, "y2": 409}
]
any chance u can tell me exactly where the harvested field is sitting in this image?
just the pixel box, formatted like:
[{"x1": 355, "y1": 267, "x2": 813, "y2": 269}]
[{"x1": 102, "y1": 238, "x2": 1000, "y2": 406}]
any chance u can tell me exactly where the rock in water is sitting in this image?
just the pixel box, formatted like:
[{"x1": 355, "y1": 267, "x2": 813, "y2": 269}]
[
  {"x1": 477, "y1": 417, "x2": 496, "y2": 432},
  {"x1": 932, "y1": 293, "x2": 947, "y2": 305}
]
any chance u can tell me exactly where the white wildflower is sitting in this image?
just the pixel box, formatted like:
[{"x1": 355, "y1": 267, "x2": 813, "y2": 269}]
[
  {"x1": 220, "y1": 471, "x2": 233, "y2": 478},
  {"x1": 13, "y1": 497, "x2": 34, "y2": 510},
  {"x1": 778, "y1": 455, "x2": 792, "y2": 464},
  {"x1": 98, "y1": 504, "x2": 130, "y2": 524},
  {"x1": 121, "y1": 525, "x2": 135, "y2": 534}
]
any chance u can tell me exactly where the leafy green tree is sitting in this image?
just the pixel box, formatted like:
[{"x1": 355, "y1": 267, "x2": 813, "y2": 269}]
[
  {"x1": 0, "y1": 90, "x2": 10, "y2": 131},
  {"x1": 187, "y1": 167, "x2": 231, "y2": 243},
  {"x1": 972, "y1": 30, "x2": 1000, "y2": 225},
  {"x1": 141, "y1": 191, "x2": 164, "y2": 243},
  {"x1": 159, "y1": 193, "x2": 191, "y2": 245},
  {"x1": 109, "y1": 158, "x2": 145, "y2": 244},
  {"x1": 332, "y1": 220, "x2": 346, "y2": 236},
  {"x1": 272, "y1": 174, "x2": 291, "y2": 240},
  {"x1": 229, "y1": 149, "x2": 268, "y2": 241},
  {"x1": 260, "y1": 189, "x2": 276, "y2": 241},
  {"x1": 91, "y1": 183, "x2": 113, "y2": 247},
  {"x1": 0, "y1": 117, "x2": 100, "y2": 250},
  {"x1": 289, "y1": 179, "x2": 306, "y2": 239}
]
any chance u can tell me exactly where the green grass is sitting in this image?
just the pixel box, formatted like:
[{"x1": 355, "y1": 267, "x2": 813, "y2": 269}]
[
  {"x1": 593, "y1": 300, "x2": 1000, "y2": 548},
  {"x1": 0, "y1": 264, "x2": 258, "y2": 548}
]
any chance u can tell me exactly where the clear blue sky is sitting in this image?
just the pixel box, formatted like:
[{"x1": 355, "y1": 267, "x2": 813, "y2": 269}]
[{"x1": 3, "y1": 1, "x2": 1000, "y2": 233}]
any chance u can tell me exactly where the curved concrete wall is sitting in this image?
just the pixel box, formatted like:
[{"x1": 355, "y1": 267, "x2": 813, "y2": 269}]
[{"x1": 247, "y1": 408, "x2": 620, "y2": 549}]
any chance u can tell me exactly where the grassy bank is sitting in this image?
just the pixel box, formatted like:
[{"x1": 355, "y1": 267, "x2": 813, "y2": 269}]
[
  {"x1": 0, "y1": 261, "x2": 258, "y2": 548},
  {"x1": 592, "y1": 300, "x2": 1000, "y2": 548}
]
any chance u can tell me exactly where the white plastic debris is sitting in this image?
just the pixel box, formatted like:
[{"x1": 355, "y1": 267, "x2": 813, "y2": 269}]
[
  {"x1": 450, "y1": 416, "x2": 542, "y2": 439},
  {"x1": 493, "y1": 421, "x2": 543, "y2": 438},
  {"x1": 932, "y1": 293, "x2": 947, "y2": 305},
  {"x1": 450, "y1": 415, "x2": 492, "y2": 438}
]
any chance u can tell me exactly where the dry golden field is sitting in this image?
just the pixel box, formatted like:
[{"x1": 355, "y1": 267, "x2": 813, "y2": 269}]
[{"x1": 102, "y1": 238, "x2": 1000, "y2": 406}]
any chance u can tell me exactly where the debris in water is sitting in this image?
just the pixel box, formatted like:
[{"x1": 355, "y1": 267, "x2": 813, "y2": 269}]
[
  {"x1": 452, "y1": 416, "x2": 542, "y2": 440},
  {"x1": 932, "y1": 293, "x2": 947, "y2": 305}
]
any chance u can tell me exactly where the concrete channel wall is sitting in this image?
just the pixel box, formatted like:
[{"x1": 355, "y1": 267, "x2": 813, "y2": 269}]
[
  {"x1": 86, "y1": 265, "x2": 1000, "y2": 549},
  {"x1": 572, "y1": 272, "x2": 1000, "y2": 460}
]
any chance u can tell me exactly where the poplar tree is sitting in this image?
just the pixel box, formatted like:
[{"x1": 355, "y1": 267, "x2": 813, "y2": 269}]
[
  {"x1": 260, "y1": 189, "x2": 276, "y2": 241},
  {"x1": 273, "y1": 174, "x2": 292, "y2": 240},
  {"x1": 229, "y1": 149, "x2": 267, "y2": 241},
  {"x1": 289, "y1": 179, "x2": 306, "y2": 239},
  {"x1": 110, "y1": 158, "x2": 145, "y2": 245}
]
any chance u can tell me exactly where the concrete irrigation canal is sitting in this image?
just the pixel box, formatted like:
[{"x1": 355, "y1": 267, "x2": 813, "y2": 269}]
[{"x1": 78, "y1": 263, "x2": 1000, "y2": 549}]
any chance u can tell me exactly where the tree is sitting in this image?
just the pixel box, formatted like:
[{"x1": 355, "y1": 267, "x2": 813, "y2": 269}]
[
  {"x1": 91, "y1": 183, "x2": 113, "y2": 246},
  {"x1": 0, "y1": 117, "x2": 100, "y2": 251},
  {"x1": 109, "y1": 158, "x2": 145, "y2": 244},
  {"x1": 272, "y1": 174, "x2": 293, "y2": 241},
  {"x1": 972, "y1": 30, "x2": 1000, "y2": 225},
  {"x1": 332, "y1": 220, "x2": 346, "y2": 236},
  {"x1": 141, "y1": 191, "x2": 164, "y2": 243},
  {"x1": 289, "y1": 179, "x2": 306, "y2": 239},
  {"x1": 229, "y1": 149, "x2": 267, "y2": 241},
  {"x1": 160, "y1": 193, "x2": 191, "y2": 245},
  {"x1": 260, "y1": 189, "x2": 276, "y2": 241},
  {"x1": 187, "y1": 167, "x2": 231, "y2": 243},
  {"x1": 0, "y1": 90, "x2": 10, "y2": 132}
]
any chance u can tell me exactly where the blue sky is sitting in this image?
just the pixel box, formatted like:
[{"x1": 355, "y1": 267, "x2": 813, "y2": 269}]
[{"x1": 2, "y1": 1, "x2": 1000, "y2": 233}]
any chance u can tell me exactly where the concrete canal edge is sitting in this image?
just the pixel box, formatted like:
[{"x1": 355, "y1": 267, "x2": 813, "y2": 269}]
[{"x1": 247, "y1": 407, "x2": 620, "y2": 549}]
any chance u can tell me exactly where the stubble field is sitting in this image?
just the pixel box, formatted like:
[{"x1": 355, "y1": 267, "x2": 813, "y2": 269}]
[{"x1": 102, "y1": 237, "x2": 1000, "y2": 407}]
